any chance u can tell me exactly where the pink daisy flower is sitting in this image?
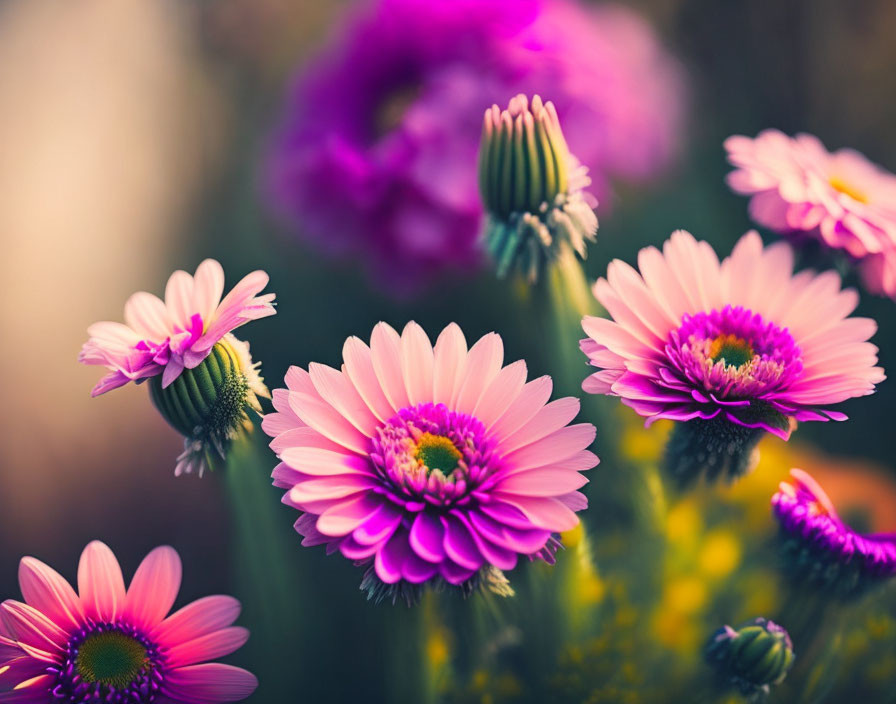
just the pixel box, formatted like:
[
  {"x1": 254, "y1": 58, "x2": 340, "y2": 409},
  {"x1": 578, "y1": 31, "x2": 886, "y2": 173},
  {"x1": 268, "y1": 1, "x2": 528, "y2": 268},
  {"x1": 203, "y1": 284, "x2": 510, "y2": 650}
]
[
  {"x1": 725, "y1": 129, "x2": 896, "y2": 299},
  {"x1": 0, "y1": 541, "x2": 257, "y2": 703},
  {"x1": 79, "y1": 260, "x2": 276, "y2": 476},
  {"x1": 263, "y1": 322, "x2": 597, "y2": 603},
  {"x1": 580, "y1": 230, "x2": 884, "y2": 485}
]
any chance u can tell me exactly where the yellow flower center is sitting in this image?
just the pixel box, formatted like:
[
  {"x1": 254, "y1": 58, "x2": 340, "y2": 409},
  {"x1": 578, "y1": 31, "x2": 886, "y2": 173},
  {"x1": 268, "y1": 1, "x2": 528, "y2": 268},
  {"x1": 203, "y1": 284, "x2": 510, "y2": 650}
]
[
  {"x1": 829, "y1": 176, "x2": 869, "y2": 204},
  {"x1": 709, "y1": 334, "x2": 755, "y2": 368},
  {"x1": 414, "y1": 432, "x2": 462, "y2": 474}
]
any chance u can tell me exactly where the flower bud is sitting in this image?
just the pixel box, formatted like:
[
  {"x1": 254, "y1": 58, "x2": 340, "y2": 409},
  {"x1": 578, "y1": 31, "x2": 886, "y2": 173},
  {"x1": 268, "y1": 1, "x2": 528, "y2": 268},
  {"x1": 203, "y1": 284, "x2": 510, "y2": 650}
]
[
  {"x1": 705, "y1": 618, "x2": 795, "y2": 698},
  {"x1": 478, "y1": 94, "x2": 597, "y2": 282},
  {"x1": 149, "y1": 334, "x2": 268, "y2": 476}
]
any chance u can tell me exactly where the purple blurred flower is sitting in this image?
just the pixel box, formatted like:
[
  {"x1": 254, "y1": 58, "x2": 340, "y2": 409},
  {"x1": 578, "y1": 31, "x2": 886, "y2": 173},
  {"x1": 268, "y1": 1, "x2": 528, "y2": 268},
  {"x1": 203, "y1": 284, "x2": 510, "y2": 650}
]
[
  {"x1": 772, "y1": 469, "x2": 896, "y2": 597},
  {"x1": 264, "y1": 0, "x2": 685, "y2": 293}
]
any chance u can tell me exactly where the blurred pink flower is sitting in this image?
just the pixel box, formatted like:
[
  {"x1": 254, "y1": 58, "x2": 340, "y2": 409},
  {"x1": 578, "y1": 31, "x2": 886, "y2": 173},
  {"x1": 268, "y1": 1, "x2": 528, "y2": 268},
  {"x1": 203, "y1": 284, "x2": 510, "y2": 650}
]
[
  {"x1": 0, "y1": 541, "x2": 256, "y2": 703},
  {"x1": 726, "y1": 130, "x2": 896, "y2": 298}
]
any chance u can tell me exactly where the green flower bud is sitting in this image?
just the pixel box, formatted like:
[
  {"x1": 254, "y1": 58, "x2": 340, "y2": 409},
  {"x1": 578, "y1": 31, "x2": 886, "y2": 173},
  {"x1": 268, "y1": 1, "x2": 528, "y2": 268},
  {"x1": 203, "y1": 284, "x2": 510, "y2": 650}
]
[
  {"x1": 149, "y1": 334, "x2": 268, "y2": 476},
  {"x1": 705, "y1": 618, "x2": 795, "y2": 699},
  {"x1": 478, "y1": 94, "x2": 597, "y2": 282}
]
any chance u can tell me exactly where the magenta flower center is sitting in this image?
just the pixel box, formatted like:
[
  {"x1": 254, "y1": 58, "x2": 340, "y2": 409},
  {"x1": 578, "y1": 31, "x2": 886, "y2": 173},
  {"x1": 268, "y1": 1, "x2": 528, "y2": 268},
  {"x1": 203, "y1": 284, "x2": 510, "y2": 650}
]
[
  {"x1": 369, "y1": 403, "x2": 504, "y2": 508},
  {"x1": 667, "y1": 305, "x2": 802, "y2": 399},
  {"x1": 135, "y1": 312, "x2": 204, "y2": 366},
  {"x1": 50, "y1": 622, "x2": 163, "y2": 703}
]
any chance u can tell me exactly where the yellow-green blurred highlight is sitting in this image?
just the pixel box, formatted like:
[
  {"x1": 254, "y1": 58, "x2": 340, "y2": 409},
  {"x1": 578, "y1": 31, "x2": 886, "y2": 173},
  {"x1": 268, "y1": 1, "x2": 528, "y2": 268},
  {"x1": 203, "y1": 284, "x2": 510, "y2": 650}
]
[{"x1": 425, "y1": 408, "x2": 896, "y2": 702}]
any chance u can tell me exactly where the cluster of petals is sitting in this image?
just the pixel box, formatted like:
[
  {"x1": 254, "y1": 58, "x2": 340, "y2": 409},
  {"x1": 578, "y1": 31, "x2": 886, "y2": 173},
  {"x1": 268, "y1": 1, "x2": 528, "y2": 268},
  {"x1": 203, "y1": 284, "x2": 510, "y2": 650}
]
[
  {"x1": 79, "y1": 259, "x2": 275, "y2": 396},
  {"x1": 581, "y1": 230, "x2": 884, "y2": 437},
  {"x1": 263, "y1": 322, "x2": 597, "y2": 588},
  {"x1": 772, "y1": 469, "x2": 896, "y2": 580},
  {"x1": 0, "y1": 541, "x2": 256, "y2": 703},
  {"x1": 726, "y1": 129, "x2": 896, "y2": 298}
]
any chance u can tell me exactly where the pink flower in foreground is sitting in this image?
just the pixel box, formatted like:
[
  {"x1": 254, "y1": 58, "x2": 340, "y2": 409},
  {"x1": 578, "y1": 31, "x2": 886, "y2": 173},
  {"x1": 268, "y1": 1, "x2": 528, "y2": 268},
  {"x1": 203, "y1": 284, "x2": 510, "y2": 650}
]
[
  {"x1": 581, "y1": 230, "x2": 884, "y2": 485},
  {"x1": 725, "y1": 130, "x2": 896, "y2": 298},
  {"x1": 0, "y1": 541, "x2": 256, "y2": 703},
  {"x1": 263, "y1": 322, "x2": 597, "y2": 603},
  {"x1": 79, "y1": 260, "x2": 276, "y2": 476}
]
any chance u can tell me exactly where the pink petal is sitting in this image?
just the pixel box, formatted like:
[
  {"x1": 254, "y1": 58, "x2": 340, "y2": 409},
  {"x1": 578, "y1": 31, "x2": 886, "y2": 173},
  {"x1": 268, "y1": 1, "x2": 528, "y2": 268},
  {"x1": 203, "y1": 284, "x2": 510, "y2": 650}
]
[
  {"x1": 0, "y1": 673, "x2": 55, "y2": 701},
  {"x1": 165, "y1": 627, "x2": 249, "y2": 668},
  {"x1": 442, "y1": 516, "x2": 484, "y2": 571},
  {"x1": 164, "y1": 269, "x2": 196, "y2": 331},
  {"x1": 498, "y1": 397, "x2": 580, "y2": 455},
  {"x1": 18, "y1": 557, "x2": 83, "y2": 631},
  {"x1": 153, "y1": 596, "x2": 241, "y2": 648},
  {"x1": 163, "y1": 664, "x2": 257, "y2": 703},
  {"x1": 497, "y1": 469, "x2": 589, "y2": 497},
  {"x1": 432, "y1": 323, "x2": 468, "y2": 406},
  {"x1": 341, "y1": 336, "x2": 396, "y2": 423},
  {"x1": 124, "y1": 291, "x2": 171, "y2": 341},
  {"x1": 408, "y1": 512, "x2": 446, "y2": 563},
  {"x1": 491, "y1": 494, "x2": 580, "y2": 532},
  {"x1": 400, "y1": 322, "x2": 435, "y2": 405},
  {"x1": 454, "y1": 332, "x2": 503, "y2": 414},
  {"x1": 191, "y1": 260, "x2": 225, "y2": 327},
  {"x1": 270, "y1": 427, "x2": 345, "y2": 456},
  {"x1": 472, "y1": 360, "x2": 527, "y2": 428},
  {"x1": 504, "y1": 423, "x2": 596, "y2": 472},
  {"x1": 308, "y1": 363, "x2": 379, "y2": 437},
  {"x1": 370, "y1": 322, "x2": 410, "y2": 412},
  {"x1": 279, "y1": 447, "x2": 371, "y2": 477},
  {"x1": 77, "y1": 541, "x2": 125, "y2": 623},
  {"x1": 316, "y1": 495, "x2": 382, "y2": 537},
  {"x1": 374, "y1": 533, "x2": 411, "y2": 584},
  {"x1": 287, "y1": 388, "x2": 369, "y2": 455},
  {"x1": 489, "y1": 376, "x2": 553, "y2": 437},
  {"x1": 287, "y1": 476, "x2": 376, "y2": 504},
  {"x1": 124, "y1": 546, "x2": 182, "y2": 630},
  {"x1": 0, "y1": 601, "x2": 67, "y2": 655}
]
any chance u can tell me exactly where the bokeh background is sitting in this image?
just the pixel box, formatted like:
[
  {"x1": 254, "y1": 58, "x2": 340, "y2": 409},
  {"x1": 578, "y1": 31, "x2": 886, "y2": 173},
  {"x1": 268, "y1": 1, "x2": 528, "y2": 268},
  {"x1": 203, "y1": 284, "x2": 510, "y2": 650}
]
[{"x1": 1, "y1": 1, "x2": 895, "y2": 702}]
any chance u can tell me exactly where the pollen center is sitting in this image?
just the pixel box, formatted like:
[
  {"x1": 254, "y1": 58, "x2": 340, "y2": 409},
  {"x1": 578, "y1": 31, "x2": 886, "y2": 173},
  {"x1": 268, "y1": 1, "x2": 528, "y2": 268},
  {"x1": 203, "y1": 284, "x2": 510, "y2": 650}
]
[
  {"x1": 415, "y1": 432, "x2": 462, "y2": 474},
  {"x1": 709, "y1": 334, "x2": 755, "y2": 368},
  {"x1": 75, "y1": 631, "x2": 148, "y2": 689},
  {"x1": 829, "y1": 176, "x2": 869, "y2": 204}
]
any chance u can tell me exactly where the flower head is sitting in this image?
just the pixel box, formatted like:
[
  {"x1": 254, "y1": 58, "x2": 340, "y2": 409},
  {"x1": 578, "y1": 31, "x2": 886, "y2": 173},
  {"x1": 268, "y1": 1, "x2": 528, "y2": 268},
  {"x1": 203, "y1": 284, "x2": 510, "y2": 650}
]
[
  {"x1": 580, "y1": 230, "x2": 884, "y2": 484},
  {"x1": 263, "y1": 322, "x2": 597, "y2": 603},
  {"x1": 80, "y1": 259, "x2": 276, "y2": 476},
  {"x1": 264, "y1": 0, "x2": 684, "y2": 293},
  {"x1": 772, "y1": 469, "x2": 896, "y2": 598},
  {"x1": 705, "y1": 617, "x2": 794, "y2": 698},
  {"x1": 0, "y1": 541, "x2": 256, "y2": 703},
  {"x1": 478, "y1": 94, "x2": 598, "y2": 281},
  {"x1": 725, "y1": 130, "x2": 896, "y2": 299}
]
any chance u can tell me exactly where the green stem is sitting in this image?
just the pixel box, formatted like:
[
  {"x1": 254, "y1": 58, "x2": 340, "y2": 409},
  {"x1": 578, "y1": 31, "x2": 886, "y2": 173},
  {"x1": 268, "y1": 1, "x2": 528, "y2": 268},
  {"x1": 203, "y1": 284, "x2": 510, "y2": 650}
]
[{"x1": 224, "y1": 434, "x2": 309, "y2": 701}]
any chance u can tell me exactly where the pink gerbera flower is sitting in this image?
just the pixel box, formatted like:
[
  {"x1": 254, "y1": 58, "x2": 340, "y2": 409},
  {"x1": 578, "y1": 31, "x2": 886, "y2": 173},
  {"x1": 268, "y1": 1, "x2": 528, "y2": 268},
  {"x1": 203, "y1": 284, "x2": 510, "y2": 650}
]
[
  {"x1": 0, "y1": 541, "x2": 257, "y2": 703},
  {"x1": 725, "y1": 130, "x2": 896, "y2": 299},
  {"x1": 263, "y1": 322, "x2": 597, "y2": 603},
  {"x1": 79, "y1": 260, "x2": 276, "y2": 476},
  {"x1": 580, "y1": 230, "x2": 884, "y2": 485}
]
